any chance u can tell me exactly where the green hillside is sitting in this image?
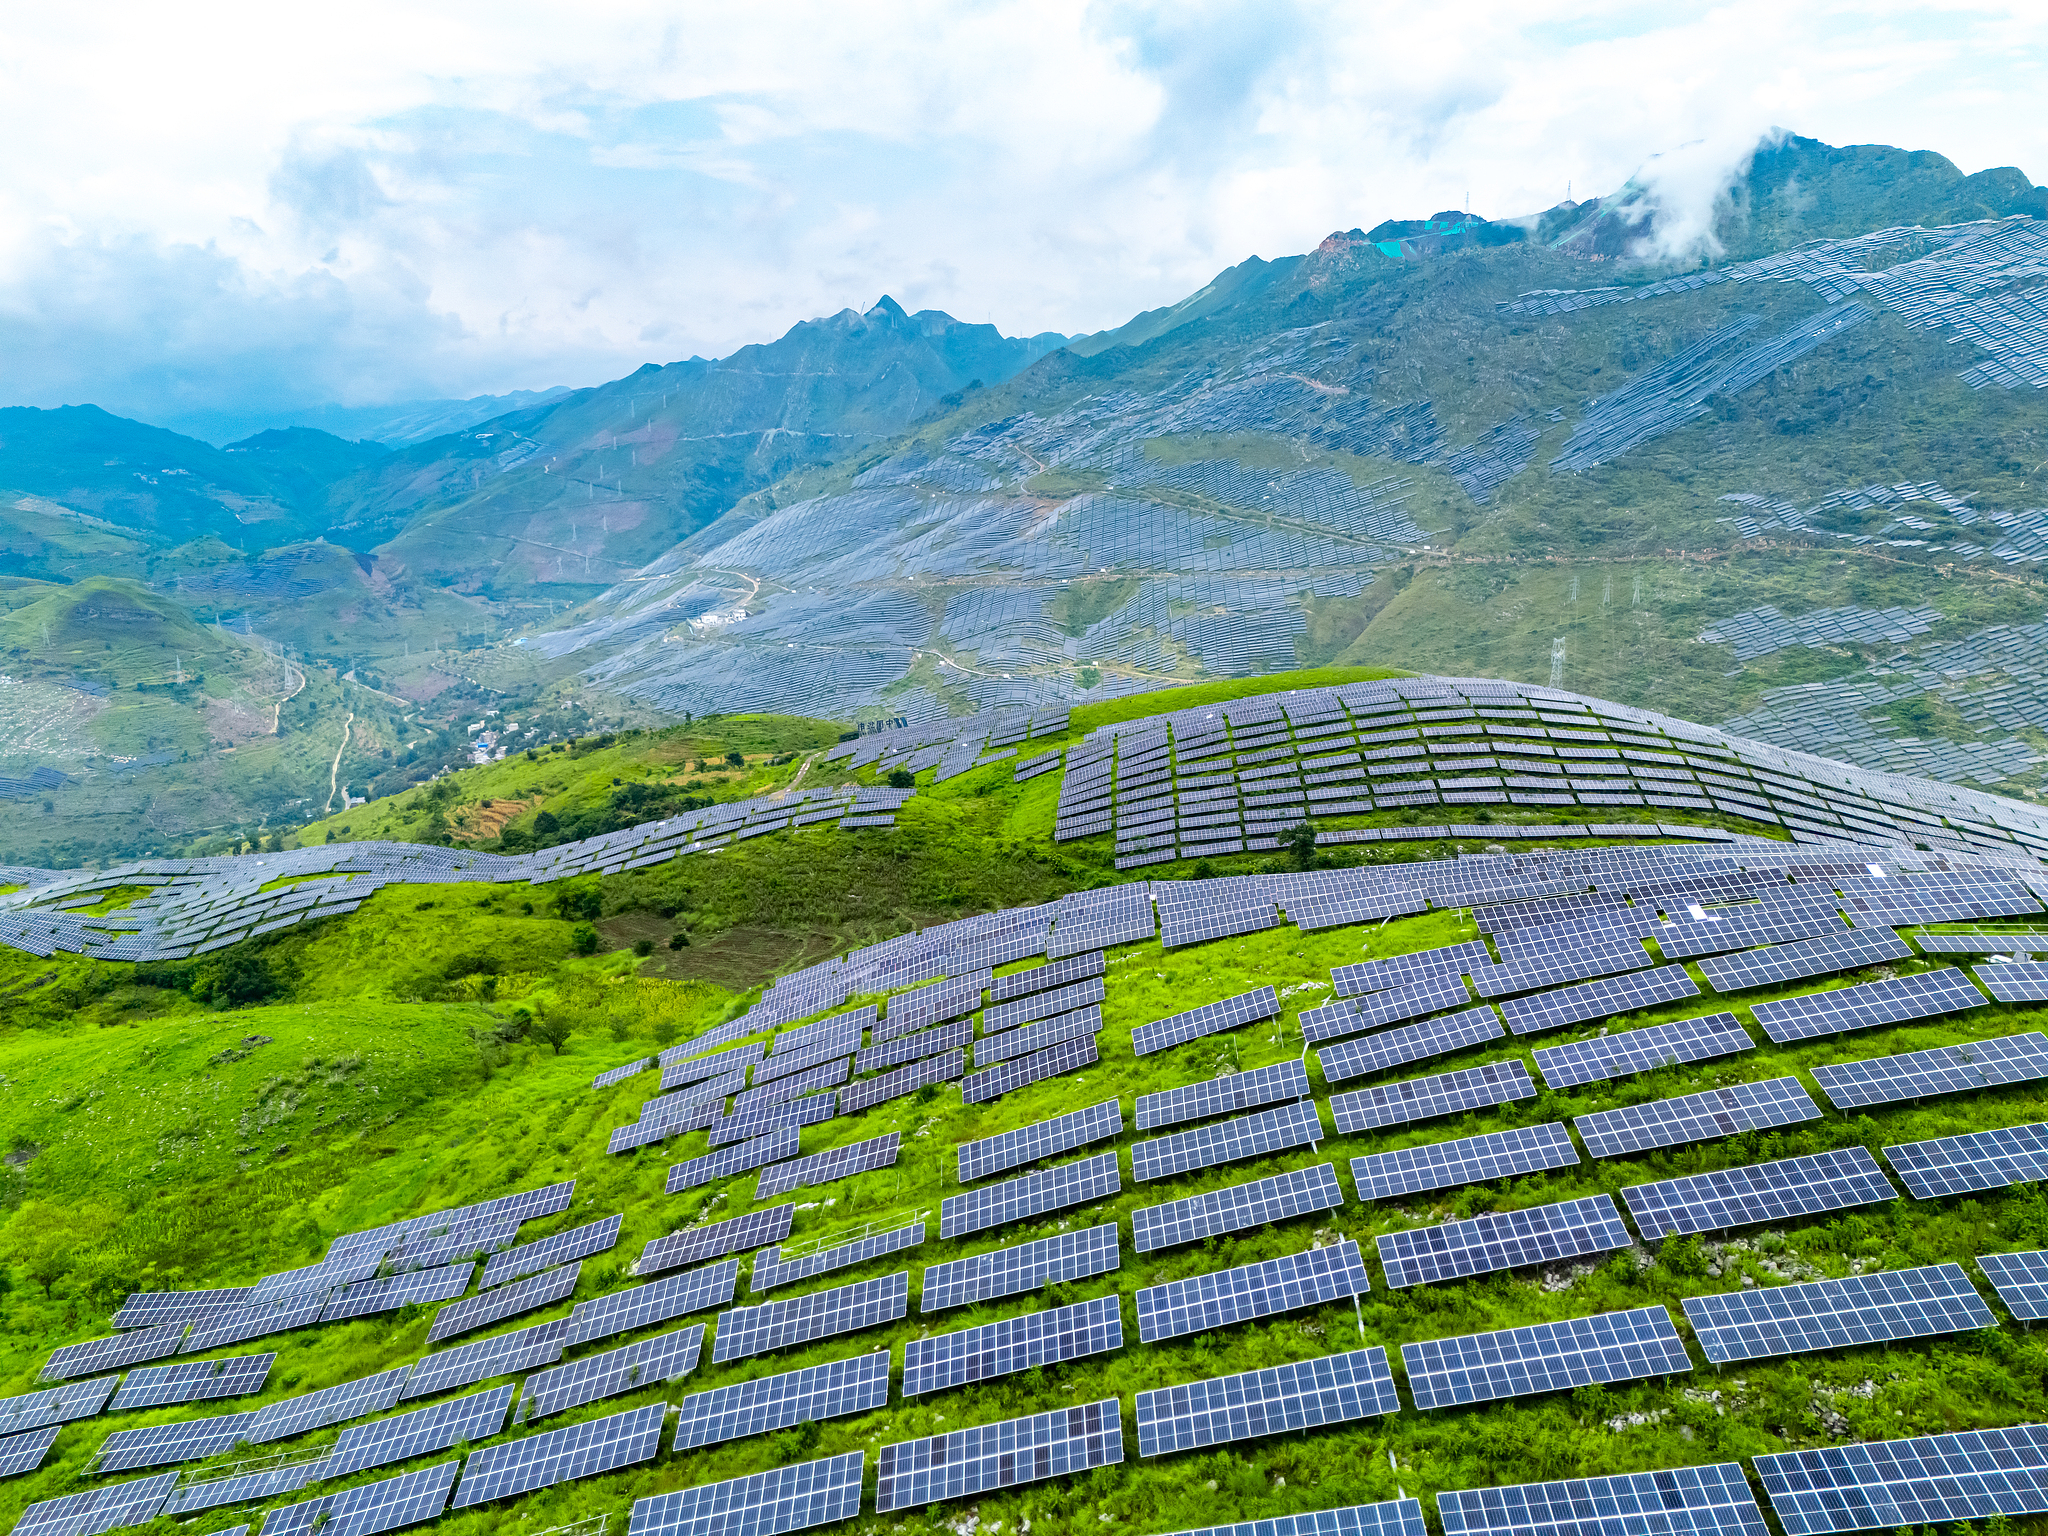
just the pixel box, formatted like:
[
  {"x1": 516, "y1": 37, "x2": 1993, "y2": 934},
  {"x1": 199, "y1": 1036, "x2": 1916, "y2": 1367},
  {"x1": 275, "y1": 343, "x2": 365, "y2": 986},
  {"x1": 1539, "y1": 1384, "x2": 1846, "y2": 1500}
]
[{"x1": 1, "y1": 671, "x2": 2045, "y2": 1536}]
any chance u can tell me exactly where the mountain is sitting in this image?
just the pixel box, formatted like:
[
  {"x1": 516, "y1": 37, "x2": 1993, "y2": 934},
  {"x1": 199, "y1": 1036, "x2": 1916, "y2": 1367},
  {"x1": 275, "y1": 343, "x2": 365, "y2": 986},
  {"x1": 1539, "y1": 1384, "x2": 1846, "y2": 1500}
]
[
  {"x1": 161, "y1": 386, "x2": 578, "y2": 448},
  {"x1": 535, "y1": 134, "x2": 2048, "y2": 800}
]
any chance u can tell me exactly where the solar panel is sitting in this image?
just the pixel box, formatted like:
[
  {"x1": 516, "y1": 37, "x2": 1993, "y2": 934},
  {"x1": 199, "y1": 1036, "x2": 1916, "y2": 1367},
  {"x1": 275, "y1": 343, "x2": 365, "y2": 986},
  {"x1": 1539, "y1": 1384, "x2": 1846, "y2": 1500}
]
[
  {"x1": 974, "y1": 1006, "x2": 1103, "y2": 1067},
  {"x1": 0, "y1": 1425, "x2": 60, "y2": 1479},
  {"x1": 94, "y1": 1411, "x2": 256, "y2": 1472},
  {"x1": 1134, "y1": 1344, "x2": 1395, "y2": 1457},
  {"x1": 733, "y1": 1056, "x2": 848, "y2": 1113},
  {"x1": 751, "y1": 1221, "x2": 926, "y2": 1293},
  {"x1": 1318, "y1": 1006, "x2": 1505, "y2": 1083},
  {"x1": 1697, "y1": 927, "x2": 1915, "y2": 992},
  {"x1": 658, "y1": 1041, "x2": 765, "y2": 1090},
  {"x1": 399, "y1": 1318, "x2": 567, "y2": 1400},
  {"x1": 1136, "y1": 1060, "x2": 1311, "y2": 1132},
  {"x1": 427, "y1": 1261, "x2": 577, "y2": 1344},
  {"x1": 666, "y1": 1125, "x2": 802, "y2": 1194},
  {"x1": 1576, "y1": 1077, "x2": 1822, "y2": 1157},
  {"x1": 773, "y1": 1007, "x2": 873, "y2": 1057},
  {"x1": 709, "y1": 1094, "x2": 838, "y2": 1147},
  {"x1": 963, "y1": 1034, "x2": 1099, "y2": 1103},
  {"x1": 1499, "y1": 966, "x2": 1701, "y2": 1035},
  {"x1": 1914, "y1": 929, "x2": 2048, "y2": 957},
  {"x1": 1134, "y1": 1240, "x2": 1369, "y2": 1344},
  {"x1": 1332, "y1": 941, "x2": 1492, "y2": 998},
  {"x1": 1812, "y1": 1033, "x2": 2048, "y2": 1109},
  {"x1": 1133, "y1": 986, "x2": 1281, "y2": 1055},
  {"x1": 989, "y1": 951, "x2": 1106, "y2": 1004},
  {"x1": 13, "y1": 1471, "x2": 179, "y2": 1536},
  {"x1": 983, "y1": 977, "x2": 1106, "y2": 1036},
  {"x1": 641, "y1": 1206, "x2": 797, "y2": 1275},
  {"x1": 1160, "y1": 900, "x2": 1279, "y2": 950},
  {"x1": 839, "y1": 1049, "x2": 965, "y2": 1115},
  {"x1": 858, "y1": 1016, "x2": 974, "y2": 1074},
  {"x1": 1971, "y1": 959, "x2": 2048, "y2": 1001},
  {"x1": 594, "y1": 1057, "x2": 654, "y2": 1090},
  {"x1": 321, "y1": 1263, "x2": 474, "y2": 1323},
  {"x1": 1131, "y1": 1099, "x2": 1324, "y2": 1182},
  {"x1": 878, "y1": 971, "x2": 992, "y2": 1041},
  {"x1": 1681, "y1": 1261, "x2": 1995, "y2": 1364},
  {"x1": 1131, "y1": 1164, "x2": 1346, "y2": 1254},
  {"x1": 1531, "y1": 1013, "x2": 1755, "y2": 1088},
  {"x1": 561, "y1": 1259, "x2": 738, "y2": 1346},
  {"x1": 712, "y1": 1270, "x2": 910, "y2": 1363},
  {"x1": 921, "y1": 1224, "x2": 1122, "y2": 1311},
  {"x1": 959, "y1": 1100, "x2": 1123, "y2": 1183},
  {"x1": 627, "y1": 1451, "x2": 865, "y2": 1536},
  {"x1": 1378, "y1": 1194, "x2": 1634, "y2": 1288},
  {"x1": 1754, "y1": 1423, "x2": 2048, "y2": 1535},
  {"x1": 903, "y1": 1295, "x2": 1122, "y2": 1397},
  {"x1": 0, "y1": 1376, "x2": 119, "y2": 1437},
  {"x1": 109, "y1": 1354, "x2": 273, "y2": 1411},
  {"x1": 478, "y1": 1215, "x2": 621, "y2": 1290},
  {"x1": 324, "y1": 1385, "x2": 516, "y2": 1477},
  {"x1": 249, "y1": 1252, "x2": 387, "y2": 1304},
  {"x1": 1331, "y1": 1060, "x2": 1534, "y2": 1132},
  {"x1": 42, "y1": 1323, "x2": 187, "y2": 1382},
  {"x1": 248, "y1": 1362, "x2": 413, "y2": 1443},
  {"x1": 1490, "y1": 909, "x2": 1665, "y2": 961},
  {"x1": 1303, "y1": 974, "x2": 1474, "y2": 1044},
  {"x1": 1622, "y1": 1146, "x2": 1898, "y2": 1240},
  {"x1": 939, "y1": 1152, "x2": 1120, "y2": 1239},
  {"x1": 1403, "y1": 1304, "x2": 1690, "y2": 1408},
  {"x1": 672, "y1": 1349, "x2": 890, "y2": 1450},
  {"x1": 1749, "y1": 967, "x2": 1989, "y2": 1044},
  {"x1": 876, "y1": 1398, "x2": 1122, "y2": 1512},
  {"x1": 451, "y1": 1400, "x2": 666, "y2": 1507},
  {"x1": 1158, "y1": 1501, "x2": 1427, "y2": 1536},
  {"x1": 1467, "y1": 940, "x2": 1654, "y2": 999},
  {"x1": 1980, "y1": 1250, "x2": 2048, "y2": 1320},
  {"x1": 328, "y1": 1181, "x2": 575, "y2": 1263},
  {"x1": 1351, "y1": 1121, "x2": 1579, "y2": 1199},
  {"x1": 1885, "y1": 1121, "x2": 2048, "y2": 1198},
  {"x1": 755, "y1": 1132, "x2": 901, "y2": 1200},
  {"x1": 1439, "y1": 1464, "x2": 1769, "y2": 1536},
  {"x1": 520, "y1": 1323, "x2": 704, "y2": 1420},
  {"x1": 108, "y1": 1288, "x2": 251, "y2": 1332}
]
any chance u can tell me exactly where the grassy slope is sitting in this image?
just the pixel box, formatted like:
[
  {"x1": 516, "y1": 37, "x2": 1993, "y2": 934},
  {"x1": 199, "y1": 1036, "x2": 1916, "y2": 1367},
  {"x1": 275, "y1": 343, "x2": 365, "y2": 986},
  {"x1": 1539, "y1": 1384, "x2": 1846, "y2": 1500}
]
[{"x1": 3, "y1": 672, "x2": 2044, "y2": 1536}]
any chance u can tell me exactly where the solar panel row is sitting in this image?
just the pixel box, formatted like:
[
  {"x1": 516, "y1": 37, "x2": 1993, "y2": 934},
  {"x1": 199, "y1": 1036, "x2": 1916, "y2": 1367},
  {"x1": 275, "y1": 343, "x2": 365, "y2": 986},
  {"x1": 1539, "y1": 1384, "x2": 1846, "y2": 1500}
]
[{"x1": 958, "y1": 1100, "x2": 1123, "y2": 1184}]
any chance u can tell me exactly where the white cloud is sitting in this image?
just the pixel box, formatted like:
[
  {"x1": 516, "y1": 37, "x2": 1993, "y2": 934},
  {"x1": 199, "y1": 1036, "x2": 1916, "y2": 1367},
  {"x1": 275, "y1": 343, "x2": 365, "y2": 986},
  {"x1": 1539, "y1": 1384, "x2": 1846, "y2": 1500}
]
[{"x1": 1, "y1": 0, "x2": 2044, "y2": 436}]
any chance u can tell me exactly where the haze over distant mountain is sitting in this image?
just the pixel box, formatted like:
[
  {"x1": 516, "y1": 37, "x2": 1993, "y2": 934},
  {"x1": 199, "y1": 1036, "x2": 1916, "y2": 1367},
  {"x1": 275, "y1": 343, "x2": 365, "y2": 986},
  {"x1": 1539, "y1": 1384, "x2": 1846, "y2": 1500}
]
[{"x1": 159, "y1": 388, "x2": 579, "y2": 450}]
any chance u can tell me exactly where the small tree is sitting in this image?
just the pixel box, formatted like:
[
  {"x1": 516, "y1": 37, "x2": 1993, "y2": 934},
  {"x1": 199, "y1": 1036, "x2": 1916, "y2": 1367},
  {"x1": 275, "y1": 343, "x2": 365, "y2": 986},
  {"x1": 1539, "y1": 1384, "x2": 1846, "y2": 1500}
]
[
  {"x1": 529, "y1": 1012, "x2": 573, "y2": 1054},
  {"x1": 632, "y1": 938, "x2": 654, "y2": 957},
  {"x1": 725, "y1": 750, "x2": 745, "y2": 767},
  {"x1": 1282, "y1": 821, "x2": 1318, "y2": 869},
  {"x1": 569, "y1": 922, "x2": 600, "y2": 956},
  {"x1": 887, "y1": 769, "x2": 915, "y2": 789}
]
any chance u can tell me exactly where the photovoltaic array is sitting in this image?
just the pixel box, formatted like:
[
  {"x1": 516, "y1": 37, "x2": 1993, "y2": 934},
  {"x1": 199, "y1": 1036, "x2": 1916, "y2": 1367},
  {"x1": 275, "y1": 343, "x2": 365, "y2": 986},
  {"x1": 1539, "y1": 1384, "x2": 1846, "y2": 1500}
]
[
  {"x1": 1978, "y1": 1251, "x2": 2048, "y2": 1320},
  {"x1": 452, "y1": 1400, "x2": 666, "y2": 1507},
  {"x1": 1622, "y1": 1147, "x2": 1898, "y2": 1240},
  {"x1": 1530, "y1": 1014, "x2": 1754, "y2": 1089},
  {"x1": 478, "y1": 1215, "x2": 622, "y2": 1291},
  {"x1": 755, "y1": 1133, "x2": 901, "y2": 1201},
  {"x1": 1812, "y1": 1034, "x2": 2048, "y2": 1108},
  {"x1": 751, "y1": 1221, "x2": 926, "y2": 1293},
  {"x1": 666, "y1": 1127, "x2": 801, "y2": 1194},
  {"x1": 325, "y1": 1386, "x2": 516, "y2": 1478},
  {"x1": 109, "y1": 1354, "x2": 273, "y2": 1411},
  {"x1": 1680, "y1": 1263, "x2": 1996, "y2": 1362},
  {"x1": 712, "y1": 1271, "x2": 910, "y2": 1363},
  {"x1": 520, "y1": 1324, "x2": 705, "y2": 1419},
  {"x1": 1754, "y1": 1424, "x2": 2048, "y2": 1535},
  {"x1": 1499, "y1": 967, "x2": 1701, "y2": 1035},
  {"x1": 1884, "y1": 1121, "x2": 2048, "y2": 1197},
  {"x1": 1749, "y1": 967, "x2": 1988, "y2": 1044},
  {"x1": 958, "y1": 1100, "x2": 1123, "y2": 1183},
  {"x1": 1330, "y1": 1061, "x2": 1534, "y2": 1133},
  {"x1": 1133, "y1": 987, "x2": 1281, "y2": 1055},
  {"x1": 1972, "y1": 960, "x2": 2048, "y2": 1002},
  {"x1": 1136, "y1": 1059, "x2": 1311, "y2": 1132},
  {"x1": 903, "y1": 1295, "x2": 1123, "y2": 1396},
  {"x1": 1351, "y1": 1122, "x2": 1579, "y2": 1199},
  {"x1": 1134, "y1": 1241, "x2": 1368, "y2": 1343},
  {"x1": 401, "y1": 1319, "x2": 567, "y2": 1401},
  {"x1": 639, "y1": 1206, "x2": 795, "y2": 1275},
  {"x1": 989, "y1": 951, "x2": 1105, "y2": 1004},
  {"x1": 1131, "y1": 1099, "x2": 1324, "y2": 1182},
  {"x1": 562, "y1": 1260, "x2": 738, "y2": 1347},
  {"x1": 921, "y1": 1224, "x2": 1123, "y2": 1311},
  {"x1": 1402, "y1": 1307, "x2": 1692, "y2": 1409},
  {"x1": 962, "y1": 1035, "x2": 1099, "y2": 1104},
  {"x1": 1378, "y1": 1195, "x2": 1634, "y2": 1289},
  {"x1": 875, "y1": 1400, "x2": 1122, "y2": 1512},
  {"x1": 1134, "y1": 1347, "x2": 1398, "y2": 1456},
  {"x1": 673, "y1": 1351, "x2": 891, "y2": 1449},
  {"x1": 626, "y1": 1452, "x2": 865, "y2": 1536},
  {"x1": 1154, "y1": 1502, "x2": 1426, "y2": 1536},
  {"x1": 266, "y1": 1460, "x2": 460, "y2": 1536},
  {"x1": 974, "y1": 1007, "x2": 1103, "y2": 1067},
  {"x1": 1132, "y1": 1164, "x2": 1345, "y2": 1254},
  {"x1": 1439, "y1": 1465, "x2": 1769, "y2": 1536},
  {"x1": 940, "y1": 1153, "x2": 1122, "y2": 1239},
  {"x1": 428, "y1": 1264, "x2": 579, "y2": 1345},
  {"x1": 1573, "y1": 1077, "x2": 1821, "y2": 1157}
]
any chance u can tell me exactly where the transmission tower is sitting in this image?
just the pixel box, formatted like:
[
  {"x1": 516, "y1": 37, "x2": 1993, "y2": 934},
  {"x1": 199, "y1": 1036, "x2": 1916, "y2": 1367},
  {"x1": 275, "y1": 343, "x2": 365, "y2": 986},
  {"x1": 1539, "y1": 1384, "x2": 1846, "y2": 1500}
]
[{"x1": 1549, "y1": 637, "x2": 1566, "y2": 688}]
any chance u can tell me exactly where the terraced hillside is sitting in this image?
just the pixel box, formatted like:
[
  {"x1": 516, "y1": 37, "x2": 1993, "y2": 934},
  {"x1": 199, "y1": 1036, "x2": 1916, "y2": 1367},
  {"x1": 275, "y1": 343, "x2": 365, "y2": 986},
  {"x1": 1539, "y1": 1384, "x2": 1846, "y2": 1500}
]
[
  {"x1": 3, "y1": 673, "x2": 2048, "y2": 1536},
  {"x1": 536, "y1": 136, "x2": 2048, "y2": 797}
]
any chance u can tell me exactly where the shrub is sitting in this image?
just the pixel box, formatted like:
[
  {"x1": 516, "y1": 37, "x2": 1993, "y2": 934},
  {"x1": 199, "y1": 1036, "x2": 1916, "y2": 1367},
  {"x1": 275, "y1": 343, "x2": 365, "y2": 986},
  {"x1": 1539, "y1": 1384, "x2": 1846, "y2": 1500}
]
[
  {"x1": 529, "y1": 1012, "x2": 573, "y2": 1054},
  {"x1": 632, "y1": 938, "x2": 654, "y2": 957},
  {"x1": 569, "y1": 923, "x2": 600, "y2": 956},
  {"x1": 887, "y1": 769, "x2": 915, "y2": 789}
]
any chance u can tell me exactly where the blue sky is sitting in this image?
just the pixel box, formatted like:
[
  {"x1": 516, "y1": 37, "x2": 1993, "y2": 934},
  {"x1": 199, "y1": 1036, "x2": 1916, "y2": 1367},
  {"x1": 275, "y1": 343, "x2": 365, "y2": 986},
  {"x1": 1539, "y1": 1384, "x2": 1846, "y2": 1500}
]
[{"x1": 2, "y1": 0, "x2": 2044, "y2": 438}]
